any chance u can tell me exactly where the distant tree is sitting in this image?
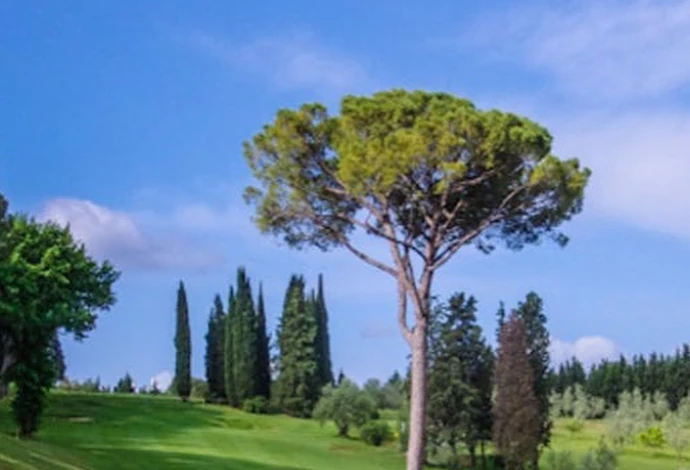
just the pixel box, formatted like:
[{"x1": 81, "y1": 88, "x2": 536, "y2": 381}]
[
  {"x1": 228, "y1": 267, "x2": 260, "y2": 404},
  {"x1": 174, "y1": 281, "x2": 191, "y2": 401},
  {"x1": 224, "y1": 286, "x2": 237, "y2": 405},
  {"x1": 314, "y1": 274, "x2": 334, "y2": 387},
  {"x1": 427, "y1": 293, "x2": 494, "y2": 468},
  {"x1": 363, "y1": 379, "x2": 386, "y2": 410},
  {"x1": 255, "y1": 283, "x2": 272, "y2": 400},
  {"x1": 0, "y1": 212, "x2": 118, "y2": 437},
  {"x1": 514, "y1": 292, "x2": 552, "y2": 462},
  {"x1": 242, "y1": 90, "x2": 590, "y2": 470},
  {"x1": 493, "y1": 313, "x2": 541, "y2": 470},
  {"x1": 313, "y1": 379, "x2": 375, "y2": 437},
  {"x1": 275, "y1": 275, "x2": 319, "y2": 417},
  {"x1": 337, "y1": 369, "x2": 345, "y2": 386},
  {"x1": 381, "y1": 371, "x2": 405, "y2": 410},
  {"x1": 115, "y1": 373, "x2": 135, "y2": 394},
  {"x1": 191, "y1": 378, "x2": 209, "y2": 400},
  {"x1": 205, "y1": 294, "x2": 226, "y2": 402}
]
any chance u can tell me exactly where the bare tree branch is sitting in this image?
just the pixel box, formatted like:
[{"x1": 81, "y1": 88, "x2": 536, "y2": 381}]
[{"x1": 397, "y1": 280, "x2": 413, "y2": 345}]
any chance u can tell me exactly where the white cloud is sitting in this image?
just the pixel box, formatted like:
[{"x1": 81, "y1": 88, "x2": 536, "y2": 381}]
[
  {"x1": 546, "y1": 109, "x2": 690, "y2": 240},
  {"x1": 188, "y1": 31, "x2": 370, "y2": 95},
  {"x1": 550, "y1": 336, "x2": 618, "y2": 366},
  {"x1": 39, "y1": 198, "x2": 224, "y2": 271},
  {"x1": 461, "y1": 0, "x2": 690, "y2": 101},
  {"x1": 150, "y1": 370, "x2": 173, "y2": 391}
]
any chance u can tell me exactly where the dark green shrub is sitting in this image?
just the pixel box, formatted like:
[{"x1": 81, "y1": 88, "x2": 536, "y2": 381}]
[
  {"x1": 242, "y1": 396, "x2": 268, "y2": 414},
  {"x1": 580, "y1": 440, "x2": 618, "y2": 470},
  {"x1": 360, "y1": 420, "x2": 392, "y2": 447},
  {"x1": 544, "y1": 450, "x2": 577, "y2": 470}
]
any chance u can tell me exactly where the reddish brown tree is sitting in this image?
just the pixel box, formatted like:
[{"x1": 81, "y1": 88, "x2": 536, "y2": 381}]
[{"x1": 493, "y1": 313, "x2": 541, "y2": 470}]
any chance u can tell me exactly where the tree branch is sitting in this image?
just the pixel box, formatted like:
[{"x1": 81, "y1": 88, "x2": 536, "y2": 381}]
[{"x1": 397, "y1": 280, "x2": 413, "y2": 345}]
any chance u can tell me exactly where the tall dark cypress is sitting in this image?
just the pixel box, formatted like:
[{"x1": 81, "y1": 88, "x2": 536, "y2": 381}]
[
  {"x1": 174, "y1": 280, "x2": 191, "y2": 401},
  {"x1": 205, "y1": 294, "x2": 226, "y2": 401},
  {"x1": 224, "y1": 286, "x2": 237, "y2": 406},
  {"x1": 276, "y1": 275, "x2": 319, "y2": 417},
  {"x1": 255, "y1": 283, "x2": 271, "y2": 399},
  {"x1": 314, "y1": 274, "x2": 333, "y2": 387}
]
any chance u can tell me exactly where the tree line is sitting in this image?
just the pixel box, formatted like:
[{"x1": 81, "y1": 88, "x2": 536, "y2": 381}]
[{"x1": 173, "y1": 268, "x2": 334, "y2": 417}]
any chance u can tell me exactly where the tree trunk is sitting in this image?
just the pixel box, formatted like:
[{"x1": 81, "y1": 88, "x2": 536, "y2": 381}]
[
  {"x1": 406, "y1": 321, "x2": 428, "y2": 470},
  {"x1": 480, "y1": 440, "x2": 487, "y2": 470}
]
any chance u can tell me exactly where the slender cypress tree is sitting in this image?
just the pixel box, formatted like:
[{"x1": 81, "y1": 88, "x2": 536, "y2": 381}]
[
  {"x1": 276, "y1": 275, "x2": 319, "y2": 417},
  {"x1": 314, "y1": 274, "x2": 333, "y2": 387},
  {"x1": 231, "y1": 267, "x2": 259, "y2": 403},
  {"x1": 256, "y1": 283, "x2": 271, "y2": 399},
  {"x1": 224, "y1": 286, "x2": 237, "y2": 406},
  {"x1": 493, "y1": 313, "x2": 540, "y2": 470},
  {"x1": 174, "y1": 280, "x2": 191, "y2": 401},
  {"x1": 205, "y1": 294, "x2": 226, "y2": 401}
]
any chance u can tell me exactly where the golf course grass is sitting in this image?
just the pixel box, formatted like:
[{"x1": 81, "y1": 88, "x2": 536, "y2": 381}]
[{"x1": 0, "y1": 393, "x2": 689, "y2": 469}]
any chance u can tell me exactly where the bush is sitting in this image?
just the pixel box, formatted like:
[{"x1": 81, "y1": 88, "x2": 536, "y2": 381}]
[
  {"x1": 638, "y1": 425, "x2": 665, "y2": 448},
  {"x1": 242, "y1": 396, "x2": 268, "y2": 414},
  {"x1": 564, "y1": 419, "x2": 584, "y2": 434},
  {"x1": 544, "y1": 450, "x2": 577, "y2": 470},
  {"x1": 580, "y1": 440, "x2": 618, "y2": 470},
  {"x1": 313, "y1": 379, "x2": 375, "y2": 437},
  {"x1": 359, "y1": 420, "x2": 392, "y2": 447}
]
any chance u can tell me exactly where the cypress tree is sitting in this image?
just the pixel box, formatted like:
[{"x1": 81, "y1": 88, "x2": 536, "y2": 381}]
[
  {"x1": 493, "y1": 313, "x2": 541, "y2": 470},
  {"x1": 314, "y1": 274, "x2": 334, "y2": 387},
  {"x1": 513, "y1": 292, "x2": 551, "y2": 458},
  {"x1": 231, "y1": 267, "x2": 259, "y2": 403},
  {"x1": 174, "y1": 280, "x2": 191, "y2": 401},
  {"x1": 276, "y1": 275, "x2": 319, "y2": 417},
  {"x1": 205, "y1": 294, "x2": 226, "y2": 401},
  {"x1": 256, "y1": 283, "x2": 271, "y2": 399},
  {"x1": 224, "y1": 286, "x2": 237, "y2": 406},
  {"x1": 49, "y1": 329, "x2": 66, "y2": 382}
]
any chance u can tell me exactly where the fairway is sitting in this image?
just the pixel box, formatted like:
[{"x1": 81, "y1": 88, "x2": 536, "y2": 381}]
[{"x1": 2, "y1": 393, "x2": 690, "y2": 469}]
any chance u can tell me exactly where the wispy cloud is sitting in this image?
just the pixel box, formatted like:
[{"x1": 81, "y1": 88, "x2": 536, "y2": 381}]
[
  {"x1": 186, "y1": 30, "x2": 371, "y2": 95},
  {"x1": 456, "y1": 0, "x2": 690, "y2": 102},
  {"x1": 39, "y1": 198, "x2": 224, "y2": 272}
]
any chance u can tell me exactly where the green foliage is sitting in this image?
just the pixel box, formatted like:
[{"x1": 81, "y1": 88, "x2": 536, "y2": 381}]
[
  {"x1": 205, "y1": 294, "x2": 226, "y2": 402},
  {"x1": 360, "y1": 421, "x2": 392, "y2": 447},
  {"x1": 312, "y1": 379, "x2": 375, "y2": 437},
  {"x1": 313, "y1": 275, "x2": 333, "y2": 389},
  {"x1": 0, "y1": 214, "x2": 118, "y2": 437},
  {"x1": 230, "y1": 268, "x2": 259, "y2": 403},
  {"x1": 174, "y1": 281, "x2": 192, "y2": 401},
  {"x1": 56, "y1": 377, "x2": 103, "y2": 393},
  {"x1": 579, "y1": 440, "x2": 618, "y2": 470},
  {"x1": 564, "y1": 419, "x2": 585, "y2": 434},
  {"x1": 544, "y1": 450, "x2": 577, "y2": 470},
  {"x1": 637, "y1": 426, "x2": 665, "y2": 448},
  {"x1": 427, "y1": 293, "x2": 494, "y2": 462},
  {"x1": 275, "y1": 275, "x2": 320, "y2": 417},
  {"x1": 115, "y1": 374, "x2": 135, "y2": 394},
  {"x1": 242, "y1": 396, "x2": 269, "y2": 415},
  {"x1": 663, "y1": 412, "x2": 689, "y2": 460},
  {"x1": 224, "y1": 286, "x2": 236, "y2": 406},
  {"x1": 255, "y1": 284, "x2": 272, "y2": 400},
  {"x1": 191, "y1": 378, "x2": 208, "y2": 400}
]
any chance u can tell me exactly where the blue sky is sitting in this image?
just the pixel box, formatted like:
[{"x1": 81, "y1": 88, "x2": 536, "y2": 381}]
[{"x1": 3, "y1": 0, "x2": 690, "y2": 389}]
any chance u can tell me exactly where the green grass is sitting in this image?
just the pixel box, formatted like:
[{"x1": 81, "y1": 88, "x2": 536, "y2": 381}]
[
  {"x1": 0, "y1": 393, "x2": 406, "y2": 470},
  {"x1": 1, "y1": 393, "x2": 690, "y2": 469}
]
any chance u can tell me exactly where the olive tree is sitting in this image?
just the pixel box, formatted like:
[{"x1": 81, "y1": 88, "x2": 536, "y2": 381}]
[{"x1": 242, "y1": 89, "x2": 590, "y2": 470}]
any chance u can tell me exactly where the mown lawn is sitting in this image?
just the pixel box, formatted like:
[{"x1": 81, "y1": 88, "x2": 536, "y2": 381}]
[{"x1": 1, "y1": 393, "x2": 690, "y2": 469}]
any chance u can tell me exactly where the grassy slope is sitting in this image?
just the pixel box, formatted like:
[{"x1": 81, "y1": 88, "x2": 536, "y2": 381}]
[
  {"x1": 0, "y1": 393, "x2": 406, "y2": 470},
  {"x1": 0, "y1": 393, "x2": 689, "y2": 469}
]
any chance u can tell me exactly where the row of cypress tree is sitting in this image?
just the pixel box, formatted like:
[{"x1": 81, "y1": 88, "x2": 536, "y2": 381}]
[{"x1": 174, "y1": 267, "x2": 333, "y2": 415}]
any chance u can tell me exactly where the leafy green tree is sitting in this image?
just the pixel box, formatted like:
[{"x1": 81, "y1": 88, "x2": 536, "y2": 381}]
[
  {"x1": 49, "y1": 330, "x2": 66, "y2": 383},
  {"x1": 363, "y1": 378, "x2": 386, "y2": 410},
  {"x1": 115, "y1": 373, "x2": 135, "y2": 394},
  {"x1": 664, "y1": 412, "x2": 689, "y2": 463},
  {"x1": 427, "y1": 293, "x2": 494, "y2": 468},
  {"x1": 205, "y1": 294, "x2": 226, "y2": 402},
  {"x1": 493, "y1": 313, "x2": 541, "y2": 470},
  {"x1": 381, "y1": 371, "x2": 405, "y2": 410},
  {"x1": 314, "y1": 274, "x2": 334, "y2": 387},
  {"x1": 0, "y1": 213, "x2": 118, "y2": 437},
  {"x1": 174, "y1": 281, "x2": 192, "y2": 401},
  {"x1": 313, "y1": 379, "x2": 375, "y2": 437},
  {"x1": 230, "y1": 267, "x2": 259, "y2": 402},
  {"x1": 275, "y1": 275, "x2": 319, "y2": 417},
  {"x1": 191, "y1": 377, "x2": 209, "y2": 400},
  {"x1": 242, "y1": 89, "x2": 590, "y2": 470},
  {"x1": 255, "y1": 283, "x2": 272, "y2": 400}
]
